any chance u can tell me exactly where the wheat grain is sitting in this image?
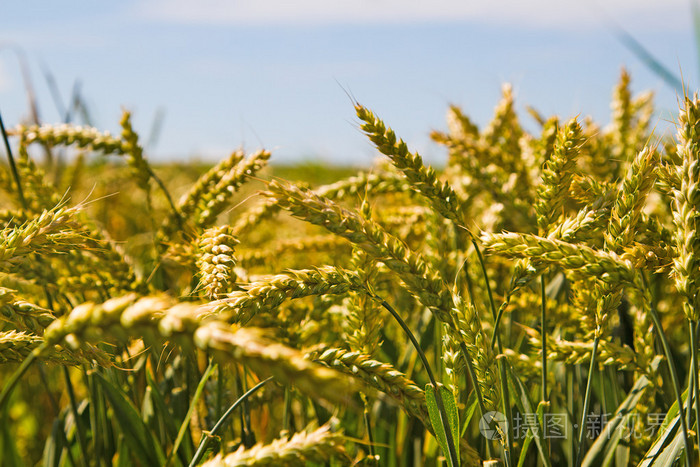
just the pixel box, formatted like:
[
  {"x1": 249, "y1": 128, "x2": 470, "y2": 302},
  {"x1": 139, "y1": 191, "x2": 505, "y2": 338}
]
[
  {"x1": 356, "y1": 103, "x2": 468, "y2": 233},
  {"x1": 481, "y1": 231, "x2": 636, "y2": 286},
  {"x1": 197, "y1": 225, "x2": 239, "y2": 299},
  {"x1": 201, "y1": 423, "x2": 348, "y2": 466},
  {"x1": 535, "y1": 118, "x2": 584, "y2": 233},
  {"x1": 670, "y1": 95, "x2": 700, "y2": 320}
]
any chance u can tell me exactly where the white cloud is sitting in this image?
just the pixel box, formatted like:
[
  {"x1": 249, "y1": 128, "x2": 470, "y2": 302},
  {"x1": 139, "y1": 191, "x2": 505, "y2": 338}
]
[{"x1": 135, "y1": 0, "x2": 688, "y2": 30}]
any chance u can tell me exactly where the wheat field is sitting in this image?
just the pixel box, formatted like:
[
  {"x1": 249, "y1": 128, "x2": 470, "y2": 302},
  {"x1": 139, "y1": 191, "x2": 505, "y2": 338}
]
[{"x1": 0, "y1": 69, "x2": 697, "y2": 466}]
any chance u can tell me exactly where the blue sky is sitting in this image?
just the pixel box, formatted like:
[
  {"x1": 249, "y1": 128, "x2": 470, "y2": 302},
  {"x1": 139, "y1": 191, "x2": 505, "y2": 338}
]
[{"x1": 0, "y1": 1, "x2": 696, "y2": 165}]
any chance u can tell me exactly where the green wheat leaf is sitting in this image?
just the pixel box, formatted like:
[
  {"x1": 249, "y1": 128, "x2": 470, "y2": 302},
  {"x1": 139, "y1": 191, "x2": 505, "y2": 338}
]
[
  {"x1": 95, "y1": 372, "x2": 166, "y2": 466},
  {"x1": 426, "y1": 382, "x2": 460, "y2": 467}
]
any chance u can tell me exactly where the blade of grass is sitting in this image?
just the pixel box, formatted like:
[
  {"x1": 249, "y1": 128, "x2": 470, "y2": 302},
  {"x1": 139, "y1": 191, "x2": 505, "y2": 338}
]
[
  {"x1": 540, "y1": 275, "x2": 547, "y2": 405},
  {"x1": 641, "y1": 273, "x2": 692, "y2": 467},
  {"x1": 145, "y1": 370, "x2": 185, "y2": 463},
  {"x1": 0, "y1": 110, "x2": 26, "y2": 210},
  {"x1": 38, "y1": 361, "x2": 79, "y2": 467},
  {"x1": 474, "y1": 240, "x2": 513, "y2": 466},
  {"x1": 43, "y1": 418, "x2": 64, "y2": 467},
  {"x1": 461, "y1": 390, "x2": 478, "y2": 437},
  {"x1": 62, "y1": 367, "x2": 89, "y2": 467},
  {"x1": 691, "y1": 320, "x2": 700, "y2": 459},
  {"x1": 0, "y1": 344, "x2": 45, "y2": 411},
  {"x1": 94, "y1": 372, "x2": 166, "y2": 466},
  {"x1": 361, "y1": 392, "x2": 377, "y2": 464},
  {"x1": 639, "y1": 391, "x2": 687, "y2": 466},
  {"x1": 376, "y1": 298, "x2": 460, "y2": 467},
  {"x1": 189, "y1": 376, "x2": 273, "y2": 467},
  {"x1": 647, "y1": 426, "x2": 687, "y2": 467},
  {"x1": 426, "y1": 383, "x2": 460, "y2": 467},
  {"x1": 613, "y1": 26, "x2": 684, "y2": 92},
  {"x1": 581, "y1": 356, "x2": 660, "y2": 466},
  {"x1": 507, "y1": 363, "x2": 552, "y2": 467},
  {"x1": 575, "y1": 333, "x2": 599, "y2": 467},
  {"x1": 166, "y1": 360, "x2": 216, "y2": 467},
  {"x1": 85, "y1": 370, "x2": 103, "y2": 465}
]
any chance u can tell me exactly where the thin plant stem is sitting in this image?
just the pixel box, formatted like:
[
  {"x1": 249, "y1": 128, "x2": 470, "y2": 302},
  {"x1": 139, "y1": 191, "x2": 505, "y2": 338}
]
[
  {"x1": 691, "y1": 319, "x2": 700, "y2": 458},
  {"x1": 62, "y1": 366, "x2": 90, "y2": 467},
  {"x1": 454, "y1": 261, "x2": 494, "y2": 457},
  {"x1": 459, "y1": 337, "x2": 493, "y2": 458},
  {"x1": 497, "y1": 359, "x2": 513, "y2": 467},
  {"x1": 0, "y1": 110, "x2": 27, "y2": 210},
  {"x1": 241, "y1": 367, "x2": 253, "y2": 447},
  {"x1": 216, "y1": 364, "x2": 224, "y2": 425},
  {"x1": 167, "y1": 360, "x2": 216, "y2": 467},
  {"x1": 473, "y1": 240, "x2": 513, "y2": 465},
  {"x1": 0, "y1": 345, "x2": 44, "y2": 409},
  {"x1": 541, "y1": 275, "x2": 547, "y2": 404},
  {"x1": 540, "y1": 274, "x2": 550, "y2": 460},
  {"x1": 361, "y1": 393, "x2": 377, "y2": 464},
  {"x1": 435, "y1": 317, "x2": 443, "y2": 381},
  {"x1": 189, "y1": 376, "x2": 273, "y2": 467},
  {"x1": 491, "y1": 300, "x2": 508, "y2": 350},
  {"x1": 490, "y1": 268, "x2": 526, "y2": 350},
  {"x1": 376, "y1": 299, "x2": 460, "y2": 467},
  {"x1": 38, "y1": 362, "x2": 78, "y2": 467},
  {"x1": 472, "y1": 241, "x2": 499, "y2": 337},
  {"x1": 283, "y1": 388, "x2": 291, "y2": 433},
  {"x1": 686, "y1": 342, "x2": 694, "y2": 459},
  {"x1": 575, "y1": 333, "x2": 599, "y2": 467},
  {"x1": 146, "y1": 165, "x2": 183, "y2": 231},
  {"x1": 234, "y1": 365, "x2": 252, "y2": 448},
  {"x1": 567, "y1": 367, "x2": 575, "y2": 467},
  {"x1": 641, "y1": 274, "x2": 692, "y2": 467}
]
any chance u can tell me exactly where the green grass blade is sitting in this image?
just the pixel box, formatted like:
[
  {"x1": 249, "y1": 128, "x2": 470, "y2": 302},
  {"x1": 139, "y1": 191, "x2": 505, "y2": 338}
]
[
  {"x1": 507, "y1": 365, "x2": 552, "y2": 467},
  {"x1": 189, "y1": 376, "x2": 273, "y2": 466},
  {"x1": 613, "y1": 27, "x2": 684, "y2": 92},
  {"x1": 42, "y1": 419, "x2": 63, "y2": 467},
  {"x1": 167, "y1": 360, "x2": 216, "y2": 467},
  {"x1": 62, "y1": 367, "x2": 89, "y2": 467},
  {"x1": 86, "y1": 370, "x2": 108, "y2": 465},
  {"x1": 145, "y1": 370, "x2": 181, "y2": 447},
  {"x1": 141, "y1": 387, "x2": 156, "y2": 435},
  {"x1": 644, "y1": 423, "x2": 686, "y2": 467},
  {"x1": 0, "y1": 346, "x2": 43, "y2": 412},
  {"x1": 582, "y1": 356, "x2": 659, "y2": 467},
  {"x1": 116, "y1": 436, "x2": 130, "y2": 467},
  {"x1": 689, "y1": 320, "x2": 700, "y2": 458},
  {"x1": 575, "y1": 335, "x2": 600, "y2": 467},
  {"x1": 639, "y1": 390, "x2": 688, "y2": 466},
  {"x1": 461, "y1": 390, "x2": 478, "y2": 437},
  {"x1": 94, "y1": 372, "x2": 166, "y2": 466},
  {"x1": 642, "y1": 273, "x2": 692, "y2": 467},
  {"x1": 516, "y1": 431, "x2": 535, "y2": 467},
  {"x1": 426, "y1": 383, "x2": 460, "y2": 467}
]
